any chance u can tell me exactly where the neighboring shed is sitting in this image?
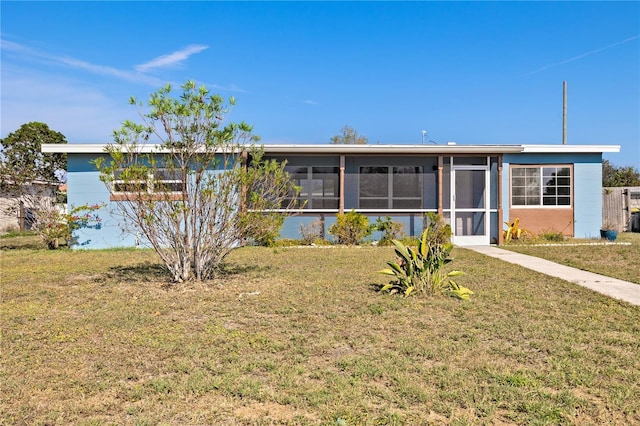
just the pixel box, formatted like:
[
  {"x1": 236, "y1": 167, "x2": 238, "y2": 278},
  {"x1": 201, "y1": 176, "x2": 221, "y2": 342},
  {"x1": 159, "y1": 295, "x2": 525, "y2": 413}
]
[
  {"x1": 41, "y1": 143, "x2": 620, "y2": 248},
  {"x1": 0, "y1": 180, "x2": 59, "y2": 232}
]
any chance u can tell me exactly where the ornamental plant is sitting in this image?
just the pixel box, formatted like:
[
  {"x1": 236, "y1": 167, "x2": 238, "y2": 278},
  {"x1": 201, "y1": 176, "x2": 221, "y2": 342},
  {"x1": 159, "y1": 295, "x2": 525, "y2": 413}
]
[
  {"x1": 373, "y1": 216, "x2": 405, "y2": 246},
  {"x1": 503, "y1": 218, "x2": 532, "y2": 243},
  {"x1": 32, "y1": 202, "x2": 103, "y2": 249},
  {"x1": 328, "y1": 210, "x2": 372, "y2": 245},
  {"x1": 379, "y1": 214, "x2": 473, "y2": 300}
]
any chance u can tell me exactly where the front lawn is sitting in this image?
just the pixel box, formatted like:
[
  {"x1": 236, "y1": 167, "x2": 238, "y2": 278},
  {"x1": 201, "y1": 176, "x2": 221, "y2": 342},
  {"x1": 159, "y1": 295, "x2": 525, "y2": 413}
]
[
  {"x1": 504, "y1": 232, "x2": 640, "y2": 284},
  {"x1": 2, "y1": 244, "x2": 639, "y2": 425}
]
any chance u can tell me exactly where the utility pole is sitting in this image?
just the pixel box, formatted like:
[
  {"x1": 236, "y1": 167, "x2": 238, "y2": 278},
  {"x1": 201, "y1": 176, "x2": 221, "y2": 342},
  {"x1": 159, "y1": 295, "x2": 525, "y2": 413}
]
[{"x1": 562, "y1": 81, "x2": 567, "y2": 145}]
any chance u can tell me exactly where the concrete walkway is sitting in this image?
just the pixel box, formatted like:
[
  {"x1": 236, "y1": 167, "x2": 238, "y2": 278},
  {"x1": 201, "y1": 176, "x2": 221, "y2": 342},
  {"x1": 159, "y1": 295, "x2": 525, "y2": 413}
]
[{"x1": 467, "y1": 246, "x2": 640, "y2": 306}]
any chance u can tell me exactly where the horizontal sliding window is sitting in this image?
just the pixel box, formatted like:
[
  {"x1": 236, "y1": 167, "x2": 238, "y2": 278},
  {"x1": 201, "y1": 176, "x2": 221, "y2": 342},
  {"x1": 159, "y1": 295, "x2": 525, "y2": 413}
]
[
  {"x1": 359, "y1": 166, "x2": 422, "y2": 209},
  {"x1": 511, "y1": 166, "x2": 571, "y2": 207},
  {"x1": 283, "y1": 166, "x2": 339, "y2": 209},
  {"x1": 114, "y1": 168, "x2": 183, "y2": 194}
]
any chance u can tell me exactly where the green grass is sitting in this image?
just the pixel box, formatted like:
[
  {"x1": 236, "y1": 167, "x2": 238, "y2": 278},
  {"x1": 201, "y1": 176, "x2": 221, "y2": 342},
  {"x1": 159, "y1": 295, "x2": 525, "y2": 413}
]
[
  {"x1": 504, "y1": 232, "x2": 640, "y2": 284},
  {"x1": 2, "y1": 240, "x2": 640, "y2": 425}
]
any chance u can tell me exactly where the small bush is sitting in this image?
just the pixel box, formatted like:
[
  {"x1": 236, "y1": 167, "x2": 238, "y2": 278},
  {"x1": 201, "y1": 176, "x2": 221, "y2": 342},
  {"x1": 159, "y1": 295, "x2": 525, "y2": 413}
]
[
  {"x1": 32, "y1": 203, "x2": 103, "y2": 249},
  {"x1": 328, "y1": 210, "x2": 372, "y2": 245},
  {"x1": 374, "y1": 216, "x2": 405, "y2": 246},
  {"x1": 537, "y1": 229, "x2": 564, "y2": 242},
  {"x1": 244, "y1": 214, "x2": 285, "y2": 247},
  {"x1": 300, "y1": 219, "x2": 324, "y2": 245},
  {"x1": 395, "y1": 236, "x2": 419, "y2": 247},
  {"x1": 423, "y1": 212, "x2": 452, "y2": 246}
]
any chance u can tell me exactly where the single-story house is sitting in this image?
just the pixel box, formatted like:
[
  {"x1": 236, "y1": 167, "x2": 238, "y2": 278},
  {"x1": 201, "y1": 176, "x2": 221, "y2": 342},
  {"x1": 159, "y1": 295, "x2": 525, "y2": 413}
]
[{"x1": 41, "y1": 143, "x2": 620, "y2": 248}]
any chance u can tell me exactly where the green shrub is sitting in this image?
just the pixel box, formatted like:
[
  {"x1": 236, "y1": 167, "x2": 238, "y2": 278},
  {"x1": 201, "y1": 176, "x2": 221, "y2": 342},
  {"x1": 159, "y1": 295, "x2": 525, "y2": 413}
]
[
  {"x1": 379, "y1": 214, "x2": 473, "y2": 300},
  {"x1": 423, "y1": 212, "x2": 452, "y2": 247},
  {"x1": 374, "y1": 216, "x2": 405, "y2": 246},
  {"x1": 32, "y1": 203, "x2": 103, "y2": 249},
  {"x1": 328, "y1": 210, "x2": 372, "y2": 245},
  {"x1": 243, "y1": 213, "x2": 285, "y2": 247}
]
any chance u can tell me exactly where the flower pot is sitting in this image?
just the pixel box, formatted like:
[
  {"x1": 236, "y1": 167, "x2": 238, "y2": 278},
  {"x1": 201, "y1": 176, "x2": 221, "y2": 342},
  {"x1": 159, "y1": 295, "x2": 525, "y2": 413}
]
[{"x1": 600, "y1": 229, "x2": 618, "y2": 241}]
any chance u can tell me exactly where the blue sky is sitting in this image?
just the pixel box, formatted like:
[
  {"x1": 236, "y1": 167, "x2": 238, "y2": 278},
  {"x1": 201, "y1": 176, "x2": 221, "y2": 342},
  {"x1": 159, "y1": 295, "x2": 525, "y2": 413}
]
[{"x1": 1, "y1": 1, "x2": 638, "y2": 168}]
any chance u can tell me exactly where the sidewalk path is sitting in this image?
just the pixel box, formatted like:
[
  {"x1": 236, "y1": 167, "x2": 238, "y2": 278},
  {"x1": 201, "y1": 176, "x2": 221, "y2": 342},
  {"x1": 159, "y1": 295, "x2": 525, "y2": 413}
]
[{"x1": 467, "y1": 246, "x2": 640, "y2": 306}]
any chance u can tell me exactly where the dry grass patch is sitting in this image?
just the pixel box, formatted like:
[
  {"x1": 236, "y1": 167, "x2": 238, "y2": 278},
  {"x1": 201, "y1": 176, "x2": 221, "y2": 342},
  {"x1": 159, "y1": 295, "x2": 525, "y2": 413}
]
[{"x1": 2, "y1": 243, "x2": 639, "y2": 425}]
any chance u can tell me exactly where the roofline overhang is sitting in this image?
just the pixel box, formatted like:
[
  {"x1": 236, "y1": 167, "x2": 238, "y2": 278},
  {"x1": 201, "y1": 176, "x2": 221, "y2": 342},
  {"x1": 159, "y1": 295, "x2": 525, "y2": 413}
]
[
  {"x1": 259, "y1": 144, "x2": 525, "y2": 154},
  {"x1": 519, "y1": 144, "x2": 621, "y2": 153},
  {"x1": 41, "y1": 143, "x2": 620, "y2": 155}
]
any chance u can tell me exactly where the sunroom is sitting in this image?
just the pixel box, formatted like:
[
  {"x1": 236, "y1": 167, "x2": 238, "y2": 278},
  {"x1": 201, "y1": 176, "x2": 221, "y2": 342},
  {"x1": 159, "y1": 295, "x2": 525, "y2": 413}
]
[{"x1": 262, "y1": 143, "x2": 619, "y2": 245}]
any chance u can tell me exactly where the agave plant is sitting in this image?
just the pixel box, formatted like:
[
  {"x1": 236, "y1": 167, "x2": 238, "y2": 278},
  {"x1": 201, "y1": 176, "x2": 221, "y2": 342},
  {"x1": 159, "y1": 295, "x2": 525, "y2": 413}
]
[{"x1": 378, "y1": 224, "x2": 473, "y2": 300}]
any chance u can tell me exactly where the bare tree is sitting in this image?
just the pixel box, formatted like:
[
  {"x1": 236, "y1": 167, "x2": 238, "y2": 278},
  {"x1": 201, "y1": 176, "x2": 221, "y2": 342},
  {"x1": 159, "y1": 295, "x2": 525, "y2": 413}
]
[{"x1": 95, "y1": 81, "x2": 298, "y2": 282}]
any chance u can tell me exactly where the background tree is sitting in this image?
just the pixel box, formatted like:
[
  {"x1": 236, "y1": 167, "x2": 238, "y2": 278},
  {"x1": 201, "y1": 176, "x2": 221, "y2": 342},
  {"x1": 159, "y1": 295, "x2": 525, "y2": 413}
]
[
  {"x1": 0, "y1": 122, "x2": 67, "y2": 189},
  {"x1": 602, "y1": 159, "x2": 640, "y2": 187},
  {"x1": 95, "y1": 81, "x2": 299, "y2": 283},
  {"x1": 0, "y1": 122, "x2": 67, "y2": 230},
  {"x1": 329, "y1": 125, "x2": 368, "y2": 144}
]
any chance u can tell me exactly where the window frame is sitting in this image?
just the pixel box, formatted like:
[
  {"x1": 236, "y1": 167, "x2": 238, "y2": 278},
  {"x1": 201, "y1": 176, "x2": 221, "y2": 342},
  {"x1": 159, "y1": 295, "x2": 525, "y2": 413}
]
[
  {"x1": 283, "y1": 165, "x2": 340, "y2": 210},
  {"x1": 358, "y1": 165, "x2": 423, "y2": 210},
  {"x1": 510, "y1": 164, "x2": 572, "y2": 208},
  {"x1": 111, "y1": 168, "x2": 184, "y2": 201}
]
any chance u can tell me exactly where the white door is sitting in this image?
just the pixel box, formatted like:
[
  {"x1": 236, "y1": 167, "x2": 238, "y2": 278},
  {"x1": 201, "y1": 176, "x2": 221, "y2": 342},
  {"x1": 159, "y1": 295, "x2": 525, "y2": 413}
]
[{"x1": 451, "y1": 166, "x2": 490, "y2": 245}]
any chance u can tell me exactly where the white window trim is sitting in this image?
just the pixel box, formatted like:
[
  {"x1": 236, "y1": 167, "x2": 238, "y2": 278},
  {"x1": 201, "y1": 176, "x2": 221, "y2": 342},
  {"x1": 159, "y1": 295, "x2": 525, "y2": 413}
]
[
  {"x1": 510, "y1": 165, "x2": 572, "y2": 208},
  {"x1": 113, "y1": 168, "x2": 183, "y2": 195}
]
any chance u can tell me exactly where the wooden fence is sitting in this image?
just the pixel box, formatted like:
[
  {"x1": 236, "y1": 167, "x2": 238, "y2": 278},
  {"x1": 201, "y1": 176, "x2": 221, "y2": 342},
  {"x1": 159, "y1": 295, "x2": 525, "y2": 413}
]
[{"x1": 602, "y1": 186, "x2": 640, "y2": 232}]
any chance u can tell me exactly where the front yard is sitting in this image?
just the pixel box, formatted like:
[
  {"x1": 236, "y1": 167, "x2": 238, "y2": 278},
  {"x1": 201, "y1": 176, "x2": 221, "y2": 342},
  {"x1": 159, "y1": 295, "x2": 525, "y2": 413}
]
[
  {"x1": 504, "y1": 232, "x2": 640, "y2": 284},
  {"x1": 2, "y1": 239, "x2": 639, "y2": 424}
]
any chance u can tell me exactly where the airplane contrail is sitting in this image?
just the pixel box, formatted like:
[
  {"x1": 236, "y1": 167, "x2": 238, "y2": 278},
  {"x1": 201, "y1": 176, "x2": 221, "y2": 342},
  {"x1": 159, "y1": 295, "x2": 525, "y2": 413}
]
[{"x1": 521, "y1": 35, "x2": 639, "y2": 77}]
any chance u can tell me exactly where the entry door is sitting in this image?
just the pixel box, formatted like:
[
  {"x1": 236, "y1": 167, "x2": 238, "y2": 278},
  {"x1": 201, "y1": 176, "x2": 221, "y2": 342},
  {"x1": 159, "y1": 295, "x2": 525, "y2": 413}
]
[{"x1": 451, "y1": 167, "x2": 489, "y2": 245}]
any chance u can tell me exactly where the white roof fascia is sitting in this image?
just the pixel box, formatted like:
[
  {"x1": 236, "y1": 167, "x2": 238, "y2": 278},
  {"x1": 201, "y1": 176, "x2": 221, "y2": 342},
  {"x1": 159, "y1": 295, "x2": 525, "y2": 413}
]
[
  {"x1": 260, "y1": 144, "x2": 524, "y2": 154},
  {"x1": 520, "y1": 144, "x2": 621, "y2": 153},
  {"x1": 42, "y1": 143, "x2": 157, "y2": 153},
  {"x1": 42, "y1": 143, "x2": 524, "y2": 154},
  {"x1": 42, "y1": 143, "x2": 621, "y2": 155}
]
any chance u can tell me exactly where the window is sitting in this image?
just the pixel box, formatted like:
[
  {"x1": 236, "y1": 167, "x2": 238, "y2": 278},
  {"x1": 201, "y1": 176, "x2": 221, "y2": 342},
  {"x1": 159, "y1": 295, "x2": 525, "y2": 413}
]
[
  {"x1": 153, "y1": 169, "x2": 183, "y2": 193},
  {"x1": 359, "y1": 166, "x2": 422, "y2": 209},
  {"x1": 114, "y1": 168, "x2": 183, "y2": 194},
  {"x1": 511, "y1": 166, "x2": 571, "y2": 207},
  {"x1": 283, "y1": 166, "x2": 339, "y2": 209}
]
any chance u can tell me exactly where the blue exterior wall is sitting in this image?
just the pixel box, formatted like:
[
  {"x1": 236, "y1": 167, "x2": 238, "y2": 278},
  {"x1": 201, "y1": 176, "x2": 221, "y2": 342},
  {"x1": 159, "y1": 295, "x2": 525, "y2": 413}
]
[
  {"x1": 66, "y1": 150, "x2": 606, "y2": 248},
  {"x1": 68, "y1": 153, "x2": 236, "y2": 249},
  {"x1": 502, "y1": 152, "x2": 603, "y2": 238},
  {"x1": 574, "y1": 158, "x2": 604, "y2": 238},
  {"x1": 68, "y1": 153, "x2": 138, "y2": 249},
  {"x1": 279, "y1": 213, "x2": 427, "y2": 242}
]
